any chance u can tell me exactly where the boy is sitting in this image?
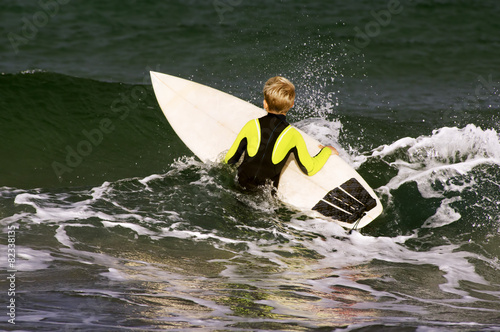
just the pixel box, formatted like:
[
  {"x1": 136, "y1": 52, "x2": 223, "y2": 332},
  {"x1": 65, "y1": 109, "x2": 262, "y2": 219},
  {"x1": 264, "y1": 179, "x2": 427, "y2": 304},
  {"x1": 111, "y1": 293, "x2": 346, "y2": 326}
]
[{"x1": 224, "y1": 76, "x2": 338, "y2": 190}]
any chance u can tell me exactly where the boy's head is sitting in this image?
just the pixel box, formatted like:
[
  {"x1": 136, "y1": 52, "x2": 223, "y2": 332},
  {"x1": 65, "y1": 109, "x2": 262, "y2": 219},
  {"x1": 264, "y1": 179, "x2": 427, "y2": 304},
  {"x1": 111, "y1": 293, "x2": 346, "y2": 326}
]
[{"x1": 263, "y1": 76, "x2": 295, "y2": 114}]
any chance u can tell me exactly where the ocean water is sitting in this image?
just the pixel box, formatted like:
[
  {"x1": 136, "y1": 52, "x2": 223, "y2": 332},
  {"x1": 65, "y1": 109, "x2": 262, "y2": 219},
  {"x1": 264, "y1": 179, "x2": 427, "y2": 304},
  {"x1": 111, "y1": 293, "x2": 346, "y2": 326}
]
[{"x1": 1, "y1": 0, "x2": 500, "y2": 331}]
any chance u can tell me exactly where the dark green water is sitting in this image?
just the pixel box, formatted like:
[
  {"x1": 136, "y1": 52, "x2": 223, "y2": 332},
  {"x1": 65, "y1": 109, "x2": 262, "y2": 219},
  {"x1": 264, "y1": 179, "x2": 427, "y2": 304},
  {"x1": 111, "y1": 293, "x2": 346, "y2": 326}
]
[{"x1": 1, "y1": 1, "x2": 500, "y2": 331}]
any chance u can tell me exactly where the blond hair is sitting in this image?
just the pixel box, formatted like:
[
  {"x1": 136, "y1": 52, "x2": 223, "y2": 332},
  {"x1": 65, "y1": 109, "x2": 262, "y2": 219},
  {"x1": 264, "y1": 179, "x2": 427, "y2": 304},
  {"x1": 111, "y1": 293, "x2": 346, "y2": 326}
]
[{"x1": 263, "y1": 76, "x2": 295, "y2": 114}]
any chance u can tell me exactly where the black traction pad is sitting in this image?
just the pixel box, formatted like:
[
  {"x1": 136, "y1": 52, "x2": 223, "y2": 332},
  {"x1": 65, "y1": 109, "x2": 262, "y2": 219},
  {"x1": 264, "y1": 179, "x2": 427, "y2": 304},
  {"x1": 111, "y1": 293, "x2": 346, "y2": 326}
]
[{"x1": 312, "y1": 178, "x2": 377, "y2": 224}]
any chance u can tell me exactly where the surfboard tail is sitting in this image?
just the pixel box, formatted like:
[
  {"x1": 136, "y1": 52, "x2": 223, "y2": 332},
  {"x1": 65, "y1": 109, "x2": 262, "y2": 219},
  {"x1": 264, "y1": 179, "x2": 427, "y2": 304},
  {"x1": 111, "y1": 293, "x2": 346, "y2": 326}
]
[{"x1": 312, "y1": 178, "x2": 377, "y2": 225}]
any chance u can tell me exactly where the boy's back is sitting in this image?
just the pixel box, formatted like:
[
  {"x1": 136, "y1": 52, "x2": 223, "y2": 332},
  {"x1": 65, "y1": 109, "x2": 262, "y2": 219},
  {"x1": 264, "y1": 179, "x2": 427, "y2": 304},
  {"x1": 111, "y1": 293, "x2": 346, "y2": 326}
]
[{"x1": 224, "y1": 76, "x2": 338, "y2": 190}]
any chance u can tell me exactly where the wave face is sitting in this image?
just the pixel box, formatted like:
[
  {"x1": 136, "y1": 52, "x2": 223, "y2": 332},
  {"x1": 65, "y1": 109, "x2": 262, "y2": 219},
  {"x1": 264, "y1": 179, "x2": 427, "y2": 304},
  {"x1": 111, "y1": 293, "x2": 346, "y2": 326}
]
[{"x1": 1, "y1": 0, "x2": 500, "y2": 330}]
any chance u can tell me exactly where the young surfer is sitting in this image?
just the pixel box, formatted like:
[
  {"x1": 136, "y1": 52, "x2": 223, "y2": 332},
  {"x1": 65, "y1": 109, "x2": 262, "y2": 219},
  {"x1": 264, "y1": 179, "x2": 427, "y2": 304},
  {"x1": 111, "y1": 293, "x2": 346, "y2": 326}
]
[{"x1": 224, "y1": 76, "x2": 338, "y2": 190}]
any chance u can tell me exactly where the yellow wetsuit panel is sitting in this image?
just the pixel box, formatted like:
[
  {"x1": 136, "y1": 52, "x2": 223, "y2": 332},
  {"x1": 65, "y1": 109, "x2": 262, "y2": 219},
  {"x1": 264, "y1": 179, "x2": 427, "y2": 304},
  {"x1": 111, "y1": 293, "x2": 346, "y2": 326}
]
[{"x1": 224, "y1": 119, "x2": 260, "y2": 162}]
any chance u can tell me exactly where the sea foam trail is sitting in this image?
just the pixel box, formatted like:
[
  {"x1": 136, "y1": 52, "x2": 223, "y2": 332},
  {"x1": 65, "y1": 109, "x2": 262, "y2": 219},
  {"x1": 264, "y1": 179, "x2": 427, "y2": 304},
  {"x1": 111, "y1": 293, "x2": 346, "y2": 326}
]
[
  {"x1": 373, "y1": 124, "x2": 500, "y2": 194},
  {"x1": 368, "y1": 124, "x2": 500, "y2": 229},
  {"x1": 287, "y1": 217, "x2": 499, "y2": 306}
]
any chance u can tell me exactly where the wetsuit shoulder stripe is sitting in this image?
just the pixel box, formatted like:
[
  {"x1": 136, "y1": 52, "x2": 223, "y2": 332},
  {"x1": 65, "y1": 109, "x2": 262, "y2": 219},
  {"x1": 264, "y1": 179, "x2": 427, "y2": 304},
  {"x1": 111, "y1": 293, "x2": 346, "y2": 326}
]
[
  {"x1": 271, "y1": 125, "x2": 292, "y2": 163},
  {"x1": 252, "y1": 119, "x2": 261, "y2": 157}
]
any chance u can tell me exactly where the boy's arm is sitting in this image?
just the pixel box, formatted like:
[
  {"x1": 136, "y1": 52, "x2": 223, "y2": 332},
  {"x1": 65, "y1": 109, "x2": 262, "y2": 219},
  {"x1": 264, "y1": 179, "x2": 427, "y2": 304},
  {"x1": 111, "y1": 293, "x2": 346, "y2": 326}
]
[
  {"x1": 296, "y1": 142, "x2": 332, "y2": 176},
  {"x1": 273, "y1": 127, "x2": 332, "y2": 176}
]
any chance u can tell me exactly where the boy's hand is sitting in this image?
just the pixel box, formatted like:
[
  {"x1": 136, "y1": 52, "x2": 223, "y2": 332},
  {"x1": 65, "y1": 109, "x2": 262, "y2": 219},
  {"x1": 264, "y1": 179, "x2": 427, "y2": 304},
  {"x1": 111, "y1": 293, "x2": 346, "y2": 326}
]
[{"x1": 319, "y1": 145, "x2": 339, "y2": 156}]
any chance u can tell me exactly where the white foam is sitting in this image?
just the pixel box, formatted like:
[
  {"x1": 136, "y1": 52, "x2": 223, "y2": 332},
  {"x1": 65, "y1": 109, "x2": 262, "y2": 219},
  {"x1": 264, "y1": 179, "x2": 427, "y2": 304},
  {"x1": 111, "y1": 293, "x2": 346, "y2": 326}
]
[
  {"x1": 0, "y1": 246, "x2": 53, "y2": 271},
  {"x1": 138, "y1": 174, "x2": 164, "y2": 191},
  {"x1": 295, "y1": 117, "x2": 346, "y2": 156},
  {"x1": 287, "y1": 216, "x2": 348, "y2": 238},
  {"x1": 14, "y1": 193, "x2": 44, "y2": 210},
  {"x1": 13, "y1": 186, "x2": 147, "y2": 226},
  {"x1": 101, "y1": 221, "x2": 157, "y2": 237},
  {"x1": 372, "y1": 125, "x2": 500, "y2": 229},
  {"x1": 159, "y1": 225, "x2": 242, "y2": 245},
  {"x1": 0, "y1": 213, "x2": 31, "y2": 224},
  {"x1": 287, "y1": 217, "x2": 493, "y2": 301},
  {"x1": 372, "y1": 136, "x2": 415, "y2": 158},
  {"x1": 295, "y1": 117, "x2": 342, "y2": 144},
  {"x1": 101, "y1": 267, "x2": 128, "y2": 281},
  {"x1": 14, "y1": 192, "x2": 94, "y2": 224},
  {"x1": 167, "y1": 156, "x2": 205, "y2": 175},
  {"x1": 374, "y1": 125, "x2": 500, "y2": 202},
  {"x1": 55, "y1": 225, "x2": 74, "y2": 249},
  {"x1": 90, "y1": 181, "x2": 111, "y2": 200},
  {"x1": 423, "y1": 197, "x2": 462, "y2": 228}
]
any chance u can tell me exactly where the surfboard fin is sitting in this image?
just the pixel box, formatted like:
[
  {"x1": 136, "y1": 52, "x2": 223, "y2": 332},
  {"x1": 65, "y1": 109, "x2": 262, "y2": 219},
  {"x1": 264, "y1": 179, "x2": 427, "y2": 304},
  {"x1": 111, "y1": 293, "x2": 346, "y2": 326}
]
[{"x1": 312, "y1": 178, "x2": 377, "y2": 224}]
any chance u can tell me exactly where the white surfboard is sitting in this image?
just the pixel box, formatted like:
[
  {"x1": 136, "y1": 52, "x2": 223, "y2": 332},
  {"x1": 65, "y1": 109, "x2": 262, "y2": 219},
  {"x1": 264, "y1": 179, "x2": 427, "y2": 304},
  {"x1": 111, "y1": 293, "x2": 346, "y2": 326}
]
[{"x1": 150, "y1": 71, "x2": 383, "y2": 229}]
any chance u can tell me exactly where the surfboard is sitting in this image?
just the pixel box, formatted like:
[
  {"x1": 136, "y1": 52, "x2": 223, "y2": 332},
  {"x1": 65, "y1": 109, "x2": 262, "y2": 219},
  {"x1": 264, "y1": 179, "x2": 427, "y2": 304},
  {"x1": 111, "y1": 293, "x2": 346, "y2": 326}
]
[{"x1": 150, "y1": 71, "x2": 383, "y2": 229}]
